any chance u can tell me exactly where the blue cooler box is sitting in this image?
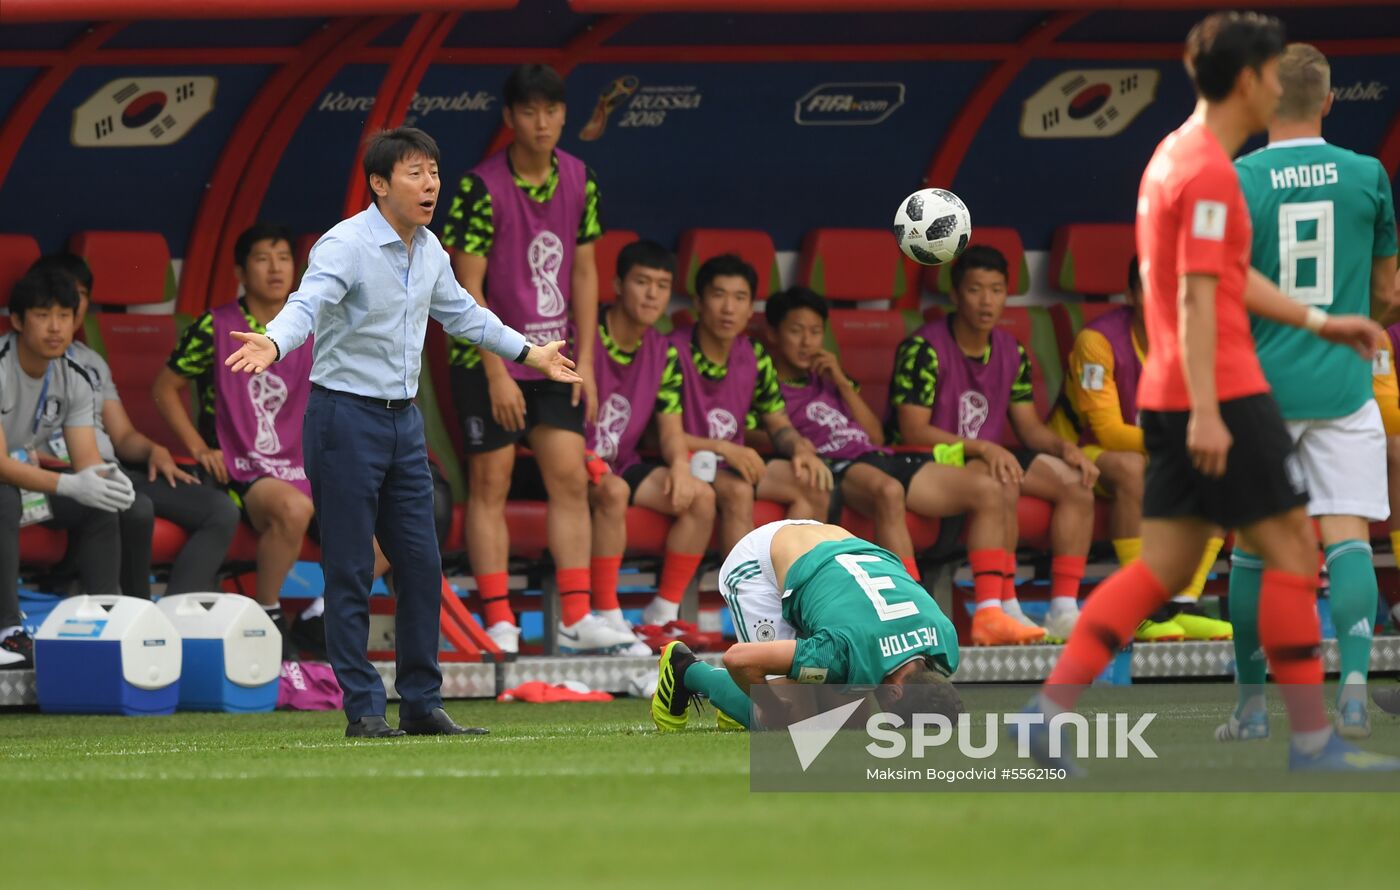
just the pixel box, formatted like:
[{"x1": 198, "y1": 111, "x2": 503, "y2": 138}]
[
  {"x1": 158, "y1": 593, "x2": 281, "y2": 713},
  {"x1": 35, "y1": 595, "x2": 181, "y2": 715}
]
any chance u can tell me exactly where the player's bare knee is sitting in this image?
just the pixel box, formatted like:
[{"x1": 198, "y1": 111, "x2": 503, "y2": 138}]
[
  {"x1": 714, "y1": 475, "x2": 753, "y2": 513},
  {"x1": 875, "y1": 476, "x2": 906, "y2": 519},
  {"x1": 969, "y1": 471, "x2": 1003, "y2": 512},
  {"x1": 590, "y1": 475, "x2": 628, "y2": 521},
  {"x1": 541, "y1": 460, "x2": 589, "y2": 503},
  {"x1": 689, "y1": 481, "x2": 718, "y2": 521}
]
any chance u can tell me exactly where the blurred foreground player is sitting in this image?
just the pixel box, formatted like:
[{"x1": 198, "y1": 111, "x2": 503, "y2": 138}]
[
  {"x1": 1022, "y1": 12, "x2": 1398, "y2": 772},
  {"x1": 651, "y1": 520, "x2": 961, "y2": 732}
]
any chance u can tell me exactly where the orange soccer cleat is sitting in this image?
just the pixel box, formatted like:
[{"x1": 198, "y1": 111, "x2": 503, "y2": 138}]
[{"x1": 971, "y1": 607, "x2": 1047, "y2": 646}]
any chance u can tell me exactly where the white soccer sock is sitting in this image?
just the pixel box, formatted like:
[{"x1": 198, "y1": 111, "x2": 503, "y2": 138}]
[
  {"x1": 1292, "y1": 726, "x2": 1332, "y2": 756},
  {"x1": 597, "y1": 608, "x2": 625, "y2": 624},
  {"x1": 300, "y1": 598, "x2": 325, "y2": 620},
  {"x1": 1000, "y1": 598, "x2": 1026, "y2": 618},
  {"x1": 975, "y1": 600, "x2": 1003, "y2": 612},
  {"x1": 1339, "y1": 671, "x2": 1368, "y2": 705},
  {"x1": 646, "y1": 597, "x2": 679, "y2": 623},
  {"x1": 1050, "y1": 596, "x2": 1079, "y2": 616}
]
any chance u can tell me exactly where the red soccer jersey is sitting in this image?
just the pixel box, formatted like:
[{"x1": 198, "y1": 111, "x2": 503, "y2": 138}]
[{"x1": 1135, "y1": 116, "x2": 1270, "y2": 411}]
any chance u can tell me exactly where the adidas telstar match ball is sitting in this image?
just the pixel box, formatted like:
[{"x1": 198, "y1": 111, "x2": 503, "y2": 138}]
[{"x1": 892, "y1": 188, "x2": 972, "y2": 265}]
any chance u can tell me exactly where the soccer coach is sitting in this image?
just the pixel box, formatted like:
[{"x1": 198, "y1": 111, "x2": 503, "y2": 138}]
[{"x1": 225, "y1": 128, "x2": 581, "y2": 738}]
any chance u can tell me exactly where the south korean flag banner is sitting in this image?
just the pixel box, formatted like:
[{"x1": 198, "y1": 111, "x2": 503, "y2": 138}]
[
  {"x1": 72, "y1": 77, "x2": 216, "y2": 147},
  {"x1": 1020, "y1": 69, "x2": 1158, "y2": 139}
]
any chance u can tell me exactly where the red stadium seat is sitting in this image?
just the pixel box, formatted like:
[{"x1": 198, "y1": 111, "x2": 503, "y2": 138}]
[
  {"x1": 797, "y1": 228, "x2": 910, "y2": 304},
  {"x1": 625, "y1": 505, "x2": 673, "y2": 557},
  {"x1": 677, "y1": 229, "x2": 779, "y2": 298},
  {"x1": 18, "y1": 525, "x2": 67, "y2": 568},
  {"x1": 923, "y1": 227, "x2": 1030, "y2": 297},
  {"x1": 827, "y1": 309, "x2": 915, "y2": 416},
  {"x1": 839, "y1": 508, "x2": 941, "y2": 553},
  {"x1": 1048, "y1": 301, "x2": 1125, "y2": 360},
  {"x1": 592, "y1": 229, "x2": 639, "y2": 304},
  {"x1": 1049, "y1": 223, "x2": 1137, "y2": 296},
  {"x1": 0, "y1": 233, "x2": 40, "y2": 303},
  {"x1": 67, "y1": 231, "x2": 186, "y2": 454}
]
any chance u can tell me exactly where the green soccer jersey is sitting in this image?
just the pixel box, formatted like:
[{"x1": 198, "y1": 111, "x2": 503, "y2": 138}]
[
  {"x1": 1236, "y1": 138, "x2": 1398, "y2": 420},
  {"x1": 783, "y1": 539, "x2": 959, "y2": 685}
]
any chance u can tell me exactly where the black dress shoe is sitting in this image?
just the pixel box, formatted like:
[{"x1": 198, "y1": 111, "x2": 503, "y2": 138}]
[
  {"x1": 346, "y1": 716, "x2": 407, "y2": 738},
  {"x1": 399, "y1": 707, "x2": 489, "y2": 736}
]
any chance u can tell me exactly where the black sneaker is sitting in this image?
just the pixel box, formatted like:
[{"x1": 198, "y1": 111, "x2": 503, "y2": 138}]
[
  {"x1": 0, "y1": 628, "x2": 34, "y2": 670},
  {"x1": 290, "y1": 614, "x2": 327, "y2": 661}
]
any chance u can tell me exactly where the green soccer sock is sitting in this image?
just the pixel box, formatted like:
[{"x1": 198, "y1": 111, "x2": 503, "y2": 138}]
[
  {"x1": 1228, "y1": 549, "x2": 1267, "y2": 716},
  {"x1": 683, "y1": 661, "x2": 752, "y2": 729},
  {"x1": 1325, "y1": 539, "x2": 1377, "y2": 705}
]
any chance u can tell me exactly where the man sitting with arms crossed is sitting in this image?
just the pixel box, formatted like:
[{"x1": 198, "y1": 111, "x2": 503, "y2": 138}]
[
  {"x1": 651, "y1": 520, "x2": 961, "y2": 732},
  {"x1": 670, "y1": 255, "x2": 832, "y2": 556},
  {"x1": 762, "y1": 285, "x2": 1011, "y2": 613},
  {"x1": 586, "y1": 240, "x2": 715, "y2": 643},
  {"x1": 31, "y1": 253, "x2": 239, "y2": 605},
  {"x1": 890, "y1": 245, "x2": 1098, "y2": 644},
  {"x1": 0, "y1": 268, "x2": 133, "y2": 668},
  {"x1": 1051, "y1": 257, "x2": 1231, "y2": 642}
]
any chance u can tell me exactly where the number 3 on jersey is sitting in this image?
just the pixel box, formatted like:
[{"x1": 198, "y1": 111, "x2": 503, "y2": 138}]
[
  {"x1": 1278, "y1": 199, "x2": 1334, "y2": 306},
  {"x1": 835, "y1": 553, "x2": 918, "y2": 621}
]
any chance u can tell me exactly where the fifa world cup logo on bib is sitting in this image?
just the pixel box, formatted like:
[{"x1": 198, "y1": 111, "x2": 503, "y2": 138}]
[
  {"x1": 594, "y1": 394, "x2": 632, "y2": 461},
  {"x1": 806, "y1": 401, "x2": 864, "y2": 453},
  {"x1": 707, "y1": 408, "x2": 738, "y2": 442},
  {"x1": 957, "y1": 391, "x2": 989, "y2": 439},
  {"x1": 248, "y1": 372, "x2": 289, "y2": 455},
  {"x1": 527, "y1": 230, "x2": 567, "y2": 318}
]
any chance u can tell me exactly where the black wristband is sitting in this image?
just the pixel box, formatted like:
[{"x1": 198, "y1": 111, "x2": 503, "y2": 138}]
[
  {"x1": 269, "y1": 336, "x2": 281, "y2": 362},
  {"x1": 514, "y1": 343, "x2": 531, "y2": 364}
]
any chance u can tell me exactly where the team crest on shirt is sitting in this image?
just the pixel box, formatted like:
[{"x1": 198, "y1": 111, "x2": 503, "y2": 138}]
[
  {"x1": 41, "y1": 397, "x2": 63, "y2": 425},
  {"x1": 593, "y1": 394, "x2": 632, "y2": 461},
  {"x1": 957, "y1": 391, "x2": 989, "y2": 439},
  {"x1": 467, "y1": 416, "x2": 485, "y2": 445},
  {"x1": 754, "y1": 620, "x2": 776, "y2": 642},
  {"x1": 527, "y1": 230, "x2": 567, "y2": 317},
  {"x1": 707, "y1": 408, "x2": 739, "y2": 441}
]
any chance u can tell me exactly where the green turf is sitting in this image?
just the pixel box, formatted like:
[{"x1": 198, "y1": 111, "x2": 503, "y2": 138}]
[{"x1": 2, "y1": 694, "x2": 1395, "y2": 889}]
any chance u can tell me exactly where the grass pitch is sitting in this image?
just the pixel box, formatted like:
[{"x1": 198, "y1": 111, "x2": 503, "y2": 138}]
[{"x1": 3, "y1": 692, "x2": 1396, "y2": 889}]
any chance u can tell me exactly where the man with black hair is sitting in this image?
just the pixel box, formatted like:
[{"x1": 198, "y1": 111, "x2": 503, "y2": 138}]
[
  {"x1": 890, "y1": 245, "x2": 1097, "y2": 646},
  {"x1": 0, "y1": 268, "x2": 133, "y2": 668},
  {"x1": 651, "y1": 520, "x2": 961, "y2": 732},
  {"x1": 587, "y1": 240, "x2": 714, "y2": 640},
  {"x1": 671, "y1": 254, "x2": 832, "y2": 563},
  {"x1": 1027, "y1": 12, "x2": 1397, "y2": 772},
  {"x1": 441, "y1": 62, "x2": 609, "y2": 655},
  {"x1": 763, "y1": 285, "x2": 1009, "y2": 597},
  {"x1": 29, "y1": 254, "x2": 239, "y2": 606},
  {"x1": 225, "y1": 127, "x2": 580, "y2": 737}
]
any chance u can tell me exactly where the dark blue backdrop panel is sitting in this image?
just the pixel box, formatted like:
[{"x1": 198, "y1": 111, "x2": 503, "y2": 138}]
[
  {"x1": 0, "y1": 66, "x2": 273, "y2": 255},
  {"x1": 1061, "y1": 7, "x2": 1400, "y2": 42},
  {"x1": 106, "y1": 19, "x2": 328, "y2": 50},
  {"x1": 440, "y1": 0, "x2": 592, "y2": 49},
  {"x1": 0, "y1": 68, "x2": 39, "y2": 133},
  {"x1": 608, "y1": 11, "x2": 1042, "y2": 47},
  {"x1": 0, "y1": 22, "x2": 89, "y2": 52}
]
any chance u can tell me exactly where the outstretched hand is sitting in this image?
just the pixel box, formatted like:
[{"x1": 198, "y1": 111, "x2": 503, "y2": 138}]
[
  {"x1": 225, "y1": 331, "x2": 277, "y2": 374},
  {"x1": 525, "y1": 341, "x2": 583, "y2": 385}
]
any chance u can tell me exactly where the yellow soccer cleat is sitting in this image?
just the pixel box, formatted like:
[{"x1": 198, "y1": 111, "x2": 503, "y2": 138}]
[
  {"x1": 716, "y1": 709, "x2": 745, "y2": 732},
  {"x1": 1173, "y1": 609, "x2": 1232, "y2": 641},
  {"x1": 1133, "y1": 618, "x2": 1186, "y2": 642},
  {"x1": 651, "y1": 641, "x2": 698, "y2": 733}
]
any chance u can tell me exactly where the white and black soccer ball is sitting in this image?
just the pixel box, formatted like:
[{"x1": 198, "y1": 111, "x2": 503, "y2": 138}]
[{"x1": 892, "y1": 188, "x2": 972, "y2": 266}]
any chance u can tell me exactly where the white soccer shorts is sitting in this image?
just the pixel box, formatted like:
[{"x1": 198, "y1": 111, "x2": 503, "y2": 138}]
[
  {"x1": 1285, "y1": 399, "x2": 1389, "y2": 521},
  {"x1": 717, "y1": 519, "x2": 821, "y2": 643}
]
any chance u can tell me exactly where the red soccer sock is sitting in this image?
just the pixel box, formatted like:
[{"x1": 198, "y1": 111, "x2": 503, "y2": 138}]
[
  {"x1": 590, "y1": 555, "x2": 623, "y2": 612},
  {"x1": 969, "y1": 549, "x2": 1005, "y2": 609},
  {"x1": 1001, "y1": 550, "x2": 1019, "y2": 602},
  {"x1": 658, "y1": 551, "x2": 704, "y2": 605},
  {"x1": 476, "y1": 572, "x2": 513, "y2": 627},
  {"x1": 557, "y1": 566, "x2": 592, "y2": 627},
  {"x1": 1044, "y1": 561, "x2": 1169, "y2": 710},
  {"x1": 1050, "y1": 554, "x2": 1087, "y2": 604},
  {"x1": 1259, "y1": 569, "x2": 1329, "y2": 734},
  {"x1": 901, "y1": 557, "x2": 922, "y2": 582}
]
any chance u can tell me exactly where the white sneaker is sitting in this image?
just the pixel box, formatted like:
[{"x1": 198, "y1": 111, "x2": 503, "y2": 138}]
[
  {"x1": 642, "y1": 597, "x2": 680, "y2": 627},
  {"x1": 485, "y1": 621, "x2": 520, "y2": 655},
  {"x1": 599, "y1": 612, "x2": 654, "y2": 656},
  {"x1": 557, "y1": 613, "x2": 642, "y2": 655},
  {"x1": 1043, "y1": 608, "x2": 1079, "y2": 643}
]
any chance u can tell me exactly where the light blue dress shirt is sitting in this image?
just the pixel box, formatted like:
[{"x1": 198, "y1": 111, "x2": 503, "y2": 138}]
[{"x1": 264, "y1": 203, "x2": 528, "y2": 401}]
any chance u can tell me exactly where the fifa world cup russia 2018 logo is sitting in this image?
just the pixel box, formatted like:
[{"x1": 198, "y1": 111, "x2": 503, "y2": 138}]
[
  {"x1": 528, "y1": 230, "x2": 567, "y2": 318},
  {"x1": 957, "y1": 391, "x2": 989, "y2": 440},
  {"x1": 593, "y1": 394, "x2": 632, "y2": 462},
  {"x1": 580, "y1": 75, "x2": 640, "y2": 142},
  {"x1": 707, "y1": 408, "x2": 739, "y2": 442},
  {"x1": 249, "y1": 371, "x2": 289, "y2": 455}
]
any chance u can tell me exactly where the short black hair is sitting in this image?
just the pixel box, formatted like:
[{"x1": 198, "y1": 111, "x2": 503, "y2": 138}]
[
  {"x1": 234, "y1": 223, "x2": 295, "y2": 269},
  {"x1": 950, "y1": 245, "x2": 1008, "y2": 292},
  {"x1": 362, "y1": 127, "x2": 440, "y2": 203},
  {"x1": 695, "y1": 254, "x2": 757, "y2": 300},
  {"x1": 765, "y1": 285, "x2": 829, "y2": 329},
  {"x1": 1184, "y1": 11, "x2": 1286, "y2": 102},
  {"x1": 29, "y1": 253, "x2": 93, "y2": 294},
  {"x1": 504, "y1": 63, "x2": 566, "y2": 108},
  {"x1": 1127, "y1": 255, "x2": 1141, "y2": 295},
  {"x1": 9, "y1": 266, "x2": 80, "y2": 320},
  {"x1": 616, "y1": 239, "x2": 675, "y2": 280}
]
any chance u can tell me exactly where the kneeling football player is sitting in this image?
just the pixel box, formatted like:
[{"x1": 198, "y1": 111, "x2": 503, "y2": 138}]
[{"x1": 650, "y1": 520, "x2": 961, "y2": 731}]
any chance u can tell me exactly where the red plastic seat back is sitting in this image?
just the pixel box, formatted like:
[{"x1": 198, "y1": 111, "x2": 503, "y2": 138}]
[
  {"x1": 1050, "y1": 223, "x2": 1137, "y2": 296},
  {"x1": 68, "y1": 231, "x2": 171, "y2": 306},
  {"x1": 676, "y1": 229, "x2": 778, "y2": 298},
  {"x1": 827, "y1": 310, "x2": 912, "y2": 415},
  {"x1": 592, "y1": 230, "x2": 640, "y2": 305},
  {"x1": 0, "y1": 234, "x2": 40, "y2": 305},
  {"x1": 924, "y1": 227, "x2": 1029, "y2": 297},
  {"x1": 798, "y1": 228, "x2": 909, "y2": 304}
]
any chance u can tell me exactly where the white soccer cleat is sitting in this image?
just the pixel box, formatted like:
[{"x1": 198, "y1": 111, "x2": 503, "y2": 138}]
[
  {"x1": 1042, "y1": 608, "x2": 1079, "y2": 643},
  {"x1": 599, "y1": 611, "x2": 654, "y2": 656},
  {"x1": 557, "y1": 613, "x2": 644, "y2": 655},
  {"x1": 485, "y1": 620, "x2": 521, "y2": 655},
  {"x1": 642, "y1": 596, "x2": 680, "y2": 627}
]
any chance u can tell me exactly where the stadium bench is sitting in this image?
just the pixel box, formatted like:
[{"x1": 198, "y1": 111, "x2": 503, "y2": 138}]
[{"x1": 1049, "y1": 222, "x2": 1137, "y2": 298}]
